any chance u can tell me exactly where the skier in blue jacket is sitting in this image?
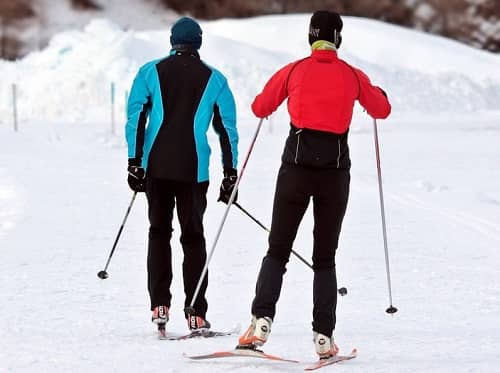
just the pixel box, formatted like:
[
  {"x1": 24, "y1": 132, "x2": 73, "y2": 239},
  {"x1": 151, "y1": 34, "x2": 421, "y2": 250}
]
[{"x1": 125, "y1": 16, "x2": 239, "y2": 334}]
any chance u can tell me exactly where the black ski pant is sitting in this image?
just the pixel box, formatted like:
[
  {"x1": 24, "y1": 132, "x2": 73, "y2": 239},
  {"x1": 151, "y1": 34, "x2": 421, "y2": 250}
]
[
  {"x1": 251, "y1": 163, "x2": 350, "y2": 337},
  {"x1": 146, "y1": 176, "x2": 209, "y2": 319}
]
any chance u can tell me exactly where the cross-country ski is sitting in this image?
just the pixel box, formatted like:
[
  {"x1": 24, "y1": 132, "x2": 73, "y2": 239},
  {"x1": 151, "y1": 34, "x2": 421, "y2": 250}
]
[
  {"x1": 184, "y1": 346, "x2": 300, "y2": 363},
  {"x1": 158, "y1": 327, "x2": 237, "y2": 341}
]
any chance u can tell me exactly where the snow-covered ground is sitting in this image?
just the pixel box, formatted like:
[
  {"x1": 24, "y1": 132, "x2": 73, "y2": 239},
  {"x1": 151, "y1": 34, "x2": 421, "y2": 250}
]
[{"x1": 1, "y1": 14, "x2": 499, "y2": 373}]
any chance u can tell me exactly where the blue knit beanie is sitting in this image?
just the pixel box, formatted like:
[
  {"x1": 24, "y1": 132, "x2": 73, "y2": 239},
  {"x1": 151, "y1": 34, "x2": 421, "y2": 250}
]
[{"x1": 170, "y1": 17, "x2": 202, "y2": 50}]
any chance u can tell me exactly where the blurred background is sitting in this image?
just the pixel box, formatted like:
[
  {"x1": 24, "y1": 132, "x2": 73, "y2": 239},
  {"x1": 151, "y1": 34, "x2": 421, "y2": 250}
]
[{"x1": 1, "y1": 0, "x2": 499, "y2": 60}]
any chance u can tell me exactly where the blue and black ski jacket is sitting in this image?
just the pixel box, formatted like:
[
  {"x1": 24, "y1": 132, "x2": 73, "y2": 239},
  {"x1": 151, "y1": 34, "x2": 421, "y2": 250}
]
[{"x1": 125, "y1": 49, "x2": 238, "y2": 182}]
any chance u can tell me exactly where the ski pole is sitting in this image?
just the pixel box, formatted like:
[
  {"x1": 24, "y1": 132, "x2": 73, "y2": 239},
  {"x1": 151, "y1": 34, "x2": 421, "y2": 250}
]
[
  {"x1": 185, "y1": 119, "x2": 264, "y2": 315},
  {"x1": 97, "y1": 192, "x2": 137, "y2": 279},
  {"x1": 233, "y1": 201, "x2": 312, "y2": 269},
  {"x1": 233, "y1": 201, "x2": 348, "y2": 296},
  {"x1": 372, "y1": 118, "x2": 398, "y2": 314}
]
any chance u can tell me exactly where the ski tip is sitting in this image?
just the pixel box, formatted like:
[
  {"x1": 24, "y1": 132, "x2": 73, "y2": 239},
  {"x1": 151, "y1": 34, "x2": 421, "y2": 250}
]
[{"x1": 304, "y1": 348, "x2": 358, "y2": 371}]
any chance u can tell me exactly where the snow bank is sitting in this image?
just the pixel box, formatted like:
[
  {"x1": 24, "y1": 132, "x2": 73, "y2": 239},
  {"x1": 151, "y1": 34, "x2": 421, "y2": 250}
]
[{"x1": 0, "y1": 15, "x2": 499, "y2": 126}]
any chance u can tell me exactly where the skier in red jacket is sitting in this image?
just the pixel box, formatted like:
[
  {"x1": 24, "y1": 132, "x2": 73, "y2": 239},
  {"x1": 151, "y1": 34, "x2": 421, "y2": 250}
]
[{"x1": 238, "y1": 11, "x2": 391, "y2": 358}]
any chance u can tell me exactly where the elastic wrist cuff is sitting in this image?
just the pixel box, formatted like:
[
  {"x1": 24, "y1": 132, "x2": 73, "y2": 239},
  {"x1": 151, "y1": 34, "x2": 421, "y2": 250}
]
[
  {"x1": 223, "y1": 168, "x2": 237, "y2": 177},
  {"x1": 128, "y1": 158, "x2": 142, "y2": 167}
]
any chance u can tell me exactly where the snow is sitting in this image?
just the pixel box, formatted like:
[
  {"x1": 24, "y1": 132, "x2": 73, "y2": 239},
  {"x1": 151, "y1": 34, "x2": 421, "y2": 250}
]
[
  {"x1": 27, "y1": 0, "x2": 178, "y2": 54},
  {"x1": 1, "y1": 13, "x2": 500, "y2": 373}
]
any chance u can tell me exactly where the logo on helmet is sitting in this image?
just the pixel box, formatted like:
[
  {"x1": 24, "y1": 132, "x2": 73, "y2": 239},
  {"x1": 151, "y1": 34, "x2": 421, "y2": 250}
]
[{"x1": 309, "y1": 27, "x2": 320, "y2": 37}]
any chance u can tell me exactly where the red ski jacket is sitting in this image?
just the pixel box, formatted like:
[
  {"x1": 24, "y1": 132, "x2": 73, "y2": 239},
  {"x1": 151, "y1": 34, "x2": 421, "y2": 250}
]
[{"x1": 252, "y1": 50, "x2": 391, "y2": 133}]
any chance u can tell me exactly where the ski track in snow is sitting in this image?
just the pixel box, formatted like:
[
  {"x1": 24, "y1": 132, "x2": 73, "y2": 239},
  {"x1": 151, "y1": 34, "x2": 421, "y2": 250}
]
[{"x1": 392, "y1": 193, "x2": 500, "y2": 243}]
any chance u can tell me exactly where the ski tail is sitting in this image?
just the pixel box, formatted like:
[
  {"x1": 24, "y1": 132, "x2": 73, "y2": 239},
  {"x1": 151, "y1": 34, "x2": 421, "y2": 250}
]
[
  {"x1": 159, "y1": 327, "x2": 238, "y2": 341},
  {"x1": 158, "y1": 323, "x2": 167, "y2": 340}
]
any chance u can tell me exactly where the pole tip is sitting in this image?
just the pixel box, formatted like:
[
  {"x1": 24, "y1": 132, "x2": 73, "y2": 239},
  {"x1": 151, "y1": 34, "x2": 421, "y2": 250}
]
[{"x1": 97, "y1": 270, "x2": 109, "y2": 279}]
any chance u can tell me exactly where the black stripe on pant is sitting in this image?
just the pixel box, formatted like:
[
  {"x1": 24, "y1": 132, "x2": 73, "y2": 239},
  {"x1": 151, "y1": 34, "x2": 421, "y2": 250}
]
[
  {"x1": 146, "y1": 176, "x2": 209, "y2": 318},
  {"x1": 251, "y1": 163, "x2": 350, "y2": 337}
]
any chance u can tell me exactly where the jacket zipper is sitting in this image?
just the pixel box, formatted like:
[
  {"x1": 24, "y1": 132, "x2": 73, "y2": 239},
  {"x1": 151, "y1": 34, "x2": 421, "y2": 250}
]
[
  {"x1": 295, "y1": 129, "x2": 303, "y2": 164},
  {"x1": 337, "y1": 139, "x2": 341, "y2": 168}
]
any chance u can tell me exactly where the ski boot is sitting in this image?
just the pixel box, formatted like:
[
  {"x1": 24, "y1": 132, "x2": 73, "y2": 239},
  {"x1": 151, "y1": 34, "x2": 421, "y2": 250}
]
[
  {"x1": 313, "y1": 332, "x2": 339, "y2": 359},
  {"x1": 152, "y1": 305, "x2": 169, "y2": 338},
  {"x1": 187, "y1": 314, "x2": 211, "y2": 335},
  {"x1": 237, "y1": 316, "x2": 272, "y2": 350}
]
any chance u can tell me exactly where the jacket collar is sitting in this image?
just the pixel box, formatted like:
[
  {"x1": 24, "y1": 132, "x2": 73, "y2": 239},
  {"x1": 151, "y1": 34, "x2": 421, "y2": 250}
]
[
  {"x1": 310, "y1": 49, "x2": 338, "y2": 61},
  {"x1": 170, "y1": 45, "x2": 200, "y2": 58}
]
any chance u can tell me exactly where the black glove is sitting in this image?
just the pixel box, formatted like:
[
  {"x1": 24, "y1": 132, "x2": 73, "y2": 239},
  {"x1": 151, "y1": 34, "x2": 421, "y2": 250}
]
[
  {"x1": 218, "y1": 168, "x2": 238, "y2": 204},
  {"x1": 127, "y1": 159, "x2": 146, "y2": 192}
]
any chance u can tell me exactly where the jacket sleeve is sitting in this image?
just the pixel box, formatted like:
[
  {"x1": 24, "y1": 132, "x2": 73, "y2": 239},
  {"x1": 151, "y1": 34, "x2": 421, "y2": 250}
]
[
  {"x1": 212, "y1": 78, "x2": 238, "y2": 171},
  {"x1": 353, "y1": 67, "x2": 391, "y2": 119},
  {"x1": 125, "y1": 67, "x2": 151, "y2": 164},
  {"x1": 251, "y1": 63, "x2": 294, "y2": 118}
]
